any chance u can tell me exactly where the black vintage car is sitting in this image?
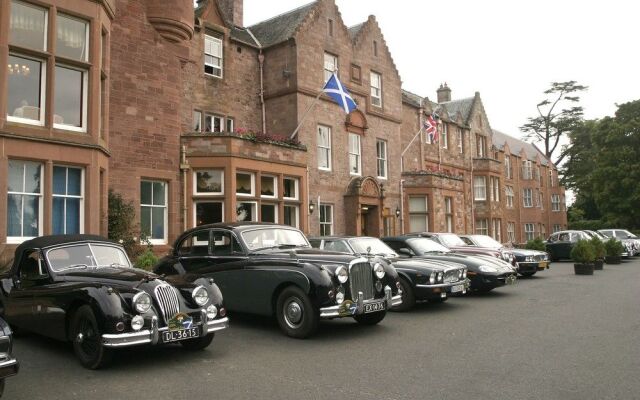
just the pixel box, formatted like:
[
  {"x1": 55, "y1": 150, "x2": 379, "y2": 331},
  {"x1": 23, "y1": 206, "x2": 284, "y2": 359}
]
[
  {"x1": 0, "y1": 235, "x2": 229, "y2": 369},
  {"x1": 0, "y1": 318, "x2": 18, "y2": 397},
  {"x1": 155, "y1": 223, "x2": 402, "y2": 338},
  {"x1": 459, "y1": 234, "x2": 550, "y2": 277},
  {"x1": 309, "y1": 236, "x2": 468, "y2": 311},
  {"x1": 382, "y1": 236, "x2": 517, "y2": 293}
]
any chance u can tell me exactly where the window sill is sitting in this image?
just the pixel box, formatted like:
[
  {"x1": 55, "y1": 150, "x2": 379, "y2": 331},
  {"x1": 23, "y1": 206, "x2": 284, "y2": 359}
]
[
  {"x1": 54, "y1": 123, "x2": 87, "y2": 133},
  {"x1": 6, "y1": 236, "x2": 36, "y2": 244},
  {"x1": 318, "y1": 167, "x2": 332, "y2": 172},
  {"x1": 145, "y1": 239, "x2": 167, "y2": 246},
  {"x1": 194, "y1": 192, "x2": 224, "y2": 196},
  {"x1": 7, "y1": 116, "x2": 44, "y2": 127}
]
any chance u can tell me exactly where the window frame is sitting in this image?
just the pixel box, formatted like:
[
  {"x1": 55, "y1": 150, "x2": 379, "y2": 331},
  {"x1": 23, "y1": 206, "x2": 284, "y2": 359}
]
[
  {"x1": 7, "y1": 160, "x2": 44, "y2": 243},
  {"x1": 323, "y1": 52, "x2": 337, "y2": 83},
  {"x1": 457, "y1": 128, "x2": 463, "y2": 154},
  {"x1": 193, "y1": 169, "x2": 224, "y2": 196},
  {"x1": 140, "y1": 180, "x2": 168, "y2": 245},
  {"x1": 348, "y1": 133, "x2": 362, "y2": 176},
  {"x1": 441, "y1": 123, "x2": 448, "y2": 149},
  {"x1": 408, "y1": 196, "x2": 429, "y2": 233},
  {"x1": 317, "y1": 125, "x2": 332, "y2": 171},
  {"x1": 551, "y1": 194, "x2": 561, "y2": 211},
  {"x1": 6, "y1": 53, "x2": 47, "y2": 127},
  {"x1": 370, "y1": 71, "x2": 382, "y2": 107},
  {"x1": 283, "y1": 204, "x2": 300, "y2": 229},
  {"x1": 475, "y1": 219, "x2": 489, "y2": 235},
  {"x1": 260, "y1": 175, "x2": 277, "y2": 199},
  {"x1": 507, "y1": 222, "x2": 516, "y2": 243},
  {"x1": 53, "y1": 62, "x2": 89, "y2": 133},
  {"x1": 283, "y1": 177, "x2": 299, "y2": 201},
  {"x1": 52, "y1": 165, "x2": 85, "y2": 235},
  {"x1": 260, "y1": 203, "x2": 278, "y2": 224},
  {"x1": 444, "y1": 197, "x2": 453, "y2": 233},
  {"x1": 376, "y1": 139, "x2": 388, "y2": 179},
  {"x1": 204, "y1": 34, "x2": 223, "y2": 78},
  {"x1": 319, "y1": 204, "x2": 334, "y2": 236},
  {"x1": 523, "y1": 188, "x2": 533, "y2": 208},
  {"x1": 193, "y1": 200, "x2": 224, "y2": 226},
  {"x1": 235, "y1": 172, "x2": 255, "y2": 197},
  {"x1": 236, "y1": 201, "x2": 257, "y2": 222},
  {"x1": 524, "y1": 223, "x2": 535, "y2": 241},
  {"x1": 473, "y1": 176, "x2": 487, "y2": 201}
]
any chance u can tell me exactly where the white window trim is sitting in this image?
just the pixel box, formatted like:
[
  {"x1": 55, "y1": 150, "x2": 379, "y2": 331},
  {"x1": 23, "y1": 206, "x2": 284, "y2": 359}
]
[
  {"x1": 205, "y1": 114, "x2": 224, "y2": 133},
  {"x1": 370, "y1": 71, "x2": 382, "y2": 107},
  {"x1": 193, "y1": 200, "x2": 225, "y2": 226},
  {"x1": 283, "y1": 204, "x2": 300, "y2": 229},
  {"x1": 260, "y1": 203, "x2": 279, "y2": 223},
  {"x1": 507, "y1": 222, "x2": 516, "y2": 243},
  {"x1": 317, "y1": 125, "x2": 332, "y2": 171},
  {"x1": 140, "y1": 180, "x2": 168, "y2": 245},
  {"x1": 323, "y1": 52, "x2": 337, "y2": 83},
  {"x1": 475, "y1": 219, "x2": 489, "y2": 235},
  {"x1": 457, "y1": 128, "x2": 463, "y2": 154},
  {"x1": 53, "y1": 63, "x2": 89, "y2": 133},
  {"x1": 204, "y1": 34, "x2": 223, "y2": 78},
  {"x1": 523, "y1": 188, "x2": 533, "y2": 208},
  {"x1": 52, "y1": 165, "x2": 85, "y2": 235},
  {"x1": 236, "y1": 201, "x2": 257, "y2": 222},
  {"x1": 236, "y1": 172, "x2": 255, "y2": 197},
  {"x1": 283, "y1": 177, "x2": 299, "y2": 200},
  {"x1": 7, "y1": 53, "x2": 47, "y2": 127},
  {"x1": 260, "y1": 175, "x2": 278, "y2": 199},
  {"x1": 524, "y1": 223, "x2": 535, "y2": 241},
  {"x1": 376, "y1": 139, "x2": 388, "y2": 179},
  {"x1": 473, "y1": 176, "x2": 486, "y2": 201},
  {"x1": 319, "y1": 204, "x2": 334, "y2": 236},
  {"x1": 193, "y1": 169, "x2": 224, "y2": 196},
  {"x1": 441, "y1": 123, "x2": 448, "y2": 149},
  {"x1": 7, "y1": 161, "x2": 44, "y2": 244},
  {"x1": 349, "y1": 133, "x2": 362, "y2": 176}
]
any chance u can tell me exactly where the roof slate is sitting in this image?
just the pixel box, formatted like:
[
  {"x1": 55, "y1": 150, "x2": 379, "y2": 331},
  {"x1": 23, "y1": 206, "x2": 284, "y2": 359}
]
[
  {"x1": 440, "y1": 97, "x2": 474, "y2": 123},
  {"x1": 248, "y1": 1, "x2": 317, "y2": 48},
  {"x1": 492, "y1": 129, "x2": 550, "y2": 165},
  {"x1": 348, "y1": 23, "x2": 364, "y2": 39},
  {"x1": 401, "y1": 89, "x2": 424, "y2": 108}
]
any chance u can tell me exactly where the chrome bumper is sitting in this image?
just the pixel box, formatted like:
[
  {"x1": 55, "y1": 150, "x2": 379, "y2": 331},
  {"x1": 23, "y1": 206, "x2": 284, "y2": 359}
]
[
  {"x1": 319, "y1": 286, "x2": 402, "y2": 318},
  {"x1": 0, "y1": 357, "x2": 19, "y2": 378},
  {"x1": 102, "y1": 316, "x2": 229, "y2": 348}
]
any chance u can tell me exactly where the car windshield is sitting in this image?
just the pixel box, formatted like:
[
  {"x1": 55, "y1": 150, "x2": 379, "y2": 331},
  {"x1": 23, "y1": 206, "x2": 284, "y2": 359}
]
[
  {"x1": 348, "y1": 237, "x2": 397, "y2": 256},
  {"x1": 408, "y1": 238, "x2": 451, "y2": 254},
  {"x1": 241, "y1": 227, "x2": 310, "y2": 251},
  {"x1": 46, "y1": 243, "x2": 131, "y2": 272},
  {"x1": 470, "y1": 235, "x2": 502, "y2": 248},
  {"x1": 437, "y1": 234, "x2": 467, "y2": 247}
]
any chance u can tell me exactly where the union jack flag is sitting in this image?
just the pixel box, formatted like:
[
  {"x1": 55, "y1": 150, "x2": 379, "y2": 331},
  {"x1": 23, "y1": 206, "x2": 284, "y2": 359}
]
[{"x1": 424, "y1": 114, "x2": 439, "y2": 143}]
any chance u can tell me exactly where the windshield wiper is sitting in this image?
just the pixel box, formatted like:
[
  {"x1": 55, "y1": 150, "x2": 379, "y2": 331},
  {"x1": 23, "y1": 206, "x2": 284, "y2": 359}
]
[{"x1": 57, "y1": 264, "x2": 90, "y2": 271}]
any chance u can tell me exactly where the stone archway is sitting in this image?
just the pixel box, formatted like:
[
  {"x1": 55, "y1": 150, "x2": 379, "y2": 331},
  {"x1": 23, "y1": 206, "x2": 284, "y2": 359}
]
[{"x1": 344, "y1": 176, "x2": 383, "y2": 237}]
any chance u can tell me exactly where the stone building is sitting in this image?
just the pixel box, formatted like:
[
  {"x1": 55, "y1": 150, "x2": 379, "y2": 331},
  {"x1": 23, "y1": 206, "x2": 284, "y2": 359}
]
[{"x1": 0, "y1": 0, "x2": 566, "y2": 259}]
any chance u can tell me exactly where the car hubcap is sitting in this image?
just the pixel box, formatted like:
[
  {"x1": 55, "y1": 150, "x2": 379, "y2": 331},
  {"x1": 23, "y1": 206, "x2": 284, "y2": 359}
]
[
  {"x1": 284, "y1": 299, "x2": 303, "y2": 328},
  {"x1": 78, "y1": 318, "x2": 99, "y2": 358}
]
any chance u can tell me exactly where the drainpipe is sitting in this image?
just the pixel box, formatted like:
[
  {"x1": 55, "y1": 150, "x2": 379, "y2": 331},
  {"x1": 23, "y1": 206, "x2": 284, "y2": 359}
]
[
  {"x1": 258, "y1": 51, "x2": 266, "y2": 134},
  {"x1": 399, "y1": 179, "x2": 405, "y2": 234},
  {"x1": 180, "y1": 145, "x2": 190, "y2": 231}
]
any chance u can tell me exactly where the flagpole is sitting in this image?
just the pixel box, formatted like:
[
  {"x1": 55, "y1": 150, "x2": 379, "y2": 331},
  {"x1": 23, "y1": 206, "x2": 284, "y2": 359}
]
[{"x1": 289, "y1": 89, "x2": 324, "y2": 140}]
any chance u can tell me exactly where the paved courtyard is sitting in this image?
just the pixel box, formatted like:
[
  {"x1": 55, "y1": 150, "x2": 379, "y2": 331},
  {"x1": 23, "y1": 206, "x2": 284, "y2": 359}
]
[{"x1": 6, "y1": 259, "x2": 640, "y2": 400}]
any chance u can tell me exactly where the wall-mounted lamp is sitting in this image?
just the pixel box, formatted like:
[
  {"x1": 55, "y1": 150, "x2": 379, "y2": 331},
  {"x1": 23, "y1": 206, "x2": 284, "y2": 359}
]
[
  {"x1": 395, "y1": 207, "x2": 401, "y2": 218},
  {"x1": 309, "y1": 200, "x2": 315, "y2": 214}
]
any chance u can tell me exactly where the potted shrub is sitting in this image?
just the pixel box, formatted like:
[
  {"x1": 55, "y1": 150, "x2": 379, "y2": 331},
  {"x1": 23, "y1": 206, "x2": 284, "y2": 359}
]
[
  {"x1": 570, "y1": 239, "x2": 595, "y2": 275},
  {"x1": 604, "y1": 238, "x2": 624, "y2": 264},
  {"x1": 590, "y1": 236, "x2": 605, "y2": 270},
  {"x1": 525, "y1": 237, "x2": 546, "y2": 251}
]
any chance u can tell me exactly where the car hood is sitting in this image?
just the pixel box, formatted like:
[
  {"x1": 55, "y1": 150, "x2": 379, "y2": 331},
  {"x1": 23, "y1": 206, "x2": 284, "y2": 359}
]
[
  {"x1": 413, "y1": 252, "x2": 513, "y2": 273},
  {"x1": 251, "y1": 247, "x2": 357, "y2": 265},
  {"x1": 509, "y1": 248, "x2": 548, "y2": 257},
  {"x1": 392, "y1": 257, "x2": 463, "y2": 272}
]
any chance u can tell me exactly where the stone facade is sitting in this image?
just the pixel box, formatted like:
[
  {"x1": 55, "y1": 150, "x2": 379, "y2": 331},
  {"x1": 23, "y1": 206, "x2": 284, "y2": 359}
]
[{"x1": 0, "y1": 0, "x2": 567, "y2": 260}]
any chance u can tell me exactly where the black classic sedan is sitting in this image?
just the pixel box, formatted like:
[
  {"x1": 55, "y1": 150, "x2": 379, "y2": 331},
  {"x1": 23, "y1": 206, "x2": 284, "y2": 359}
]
[
  {"x1": 0, "y1": 318, "x2": 18, "y2": 397},
  {"x1": 382, "y1": 236, "x2": 517, "y2": 293},
  {"x1": 0, "y1": 235, "x2": 229, "y2": 369},
  {"x1": 309, "y1": 236, "x2": 468, "y2": 311},
  {"x1": 155, "y1": 223, "x2": 402, "y2": 338},
  {"x1": 459, "y1": 234, "x2": 550, "y2": 277}
]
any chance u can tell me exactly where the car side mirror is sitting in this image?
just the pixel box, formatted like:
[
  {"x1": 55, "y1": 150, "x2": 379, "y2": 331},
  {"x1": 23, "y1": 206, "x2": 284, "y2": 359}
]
[{"x1": 398, "y1": 248, "x2": 414, "y2": 257}]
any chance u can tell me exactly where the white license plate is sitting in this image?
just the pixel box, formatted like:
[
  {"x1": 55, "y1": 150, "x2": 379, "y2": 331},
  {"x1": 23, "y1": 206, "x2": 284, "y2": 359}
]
[
  {"x1": 364, "y1": 301, "x2": 385, "y2": 313},
  {"x1": 162, "y1": 327, "x2": 200, "y2": 343},
  {"x1": 451, "y1": 284, "x2": 465, "y2": 293}
]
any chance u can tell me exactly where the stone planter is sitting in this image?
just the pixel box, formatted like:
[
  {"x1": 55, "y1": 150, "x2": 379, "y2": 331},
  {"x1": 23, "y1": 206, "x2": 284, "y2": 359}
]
[
  {"x1": 594, "y1": 259, "x2": 604, "y2": 270},
  {"x1": 605, "y1": 255, "x2": 621, "y2": 264},
  {"x1": 574, "y1": 263, "x2": 594, "y2": 275}
]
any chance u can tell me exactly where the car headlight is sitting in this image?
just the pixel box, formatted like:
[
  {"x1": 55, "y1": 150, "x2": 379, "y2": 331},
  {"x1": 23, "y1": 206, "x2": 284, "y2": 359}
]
[
  {"x1": 463, "y1": 269, "x2": 467, "y2": 278},
  {"x1": 479, "y1": 265, "x2": 498, "y2": 273},
  {"x1": 429, "y1": 272, "x2": 436, "y2": 284},
  {"x1": 131, "y1": 315, "x2": 144, "y2": 331},
  {"x1": 437, "y1": 271, "x2": 444, "y2": 282},
  {"x1": 458, "y1": 269, "x2": 463, "y2": 279},
  {"x1": 374, "y1": 263, "x2": 385, "y2": 279},
  {"x1": 335, "y1": 266, "x2": 348, "y2": 283},
  {"x1": 206, "y1": 304, "x2": 217, "y2": 320},
  {"x1": 133, "y1": 292, "x2": 152, "y2": 313},
  {"x1": 192, "y1": 286, "x2": 210, "y2": 306},
  {"x1": 525, "y1": 256, "x2": 534, "y2": 262}
]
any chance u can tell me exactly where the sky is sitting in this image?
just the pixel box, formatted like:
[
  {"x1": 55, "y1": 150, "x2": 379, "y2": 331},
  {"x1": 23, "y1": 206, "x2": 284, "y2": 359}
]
[{"x1": 243, "y1": 0, "x2": 640, "y2": 141}]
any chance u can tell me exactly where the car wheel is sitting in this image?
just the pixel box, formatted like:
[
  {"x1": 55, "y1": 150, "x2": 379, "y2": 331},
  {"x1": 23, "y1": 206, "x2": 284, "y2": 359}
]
[
  {"x1": 276, "y1": 286, "x2": 318, "y2": 339},
  {"x1": 520, "y1": 271, "x2": 536, "y2": 277},
  {"x1": 180, "y1": 333, "x2": 214, "y2": 350},
  {"x1": 392, "y1": 278, "x2": 415, "y2": 312},
  {"x1": 71, "y1": 305, "x2": 112, "y2": 369},
  {"x1": 0, "y1": 378, "x2": 4, "y2": 397},
  {"x1": 353, "y1": 310, "x2": 386, "y2": 325},
  {"x1": 430, "y1": 297, "x2": 448, "y2": 304}
]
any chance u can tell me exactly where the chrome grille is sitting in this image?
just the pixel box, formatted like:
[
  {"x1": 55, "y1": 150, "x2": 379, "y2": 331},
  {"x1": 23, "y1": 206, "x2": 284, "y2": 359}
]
[
  {"x1": 349, "y1": 261, "x2": 375, "y2": 300},
  {"x1": 444, "y1": 269, "x2": 461, "y2": 283},
  {"x1": 154, "y1": 284, "x2": 180, "y2": 324}
]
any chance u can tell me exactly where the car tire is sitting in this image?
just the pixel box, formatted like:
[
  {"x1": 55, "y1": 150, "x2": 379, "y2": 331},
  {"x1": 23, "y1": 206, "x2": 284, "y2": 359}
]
[
  {"x1": 276, "y1": 286, "x2": 318, "y2": 339},
  {"x1": 180, "y1": 333, "x2": 214, "y2": 350},
  {"x1": 353, "y1": 310, "x2": 386, "y2": 325},
  {"x1": 71, "y1": 305, "x2": 112, "y2": 370},
  {"x1": 392, "y1": 278, "x2": 415, "y2": 312},
  {"x1": 0, "y1": 378, "x2": 4, "y2": 397},
  {"x1": 520, "y1": 271, "x2": 536, "y2": 277}
]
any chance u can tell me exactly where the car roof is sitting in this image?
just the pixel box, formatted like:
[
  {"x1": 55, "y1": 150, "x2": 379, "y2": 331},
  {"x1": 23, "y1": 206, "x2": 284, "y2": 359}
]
[
  {"x1": 178, "y1": 222, "x2": 297, "y2": 238},
  {"x1": 308, "y1": 236, "x2": 374, "y2": 240},
  {"x1": 15, "y1": 234, "x2": 116, "y2": 253}
]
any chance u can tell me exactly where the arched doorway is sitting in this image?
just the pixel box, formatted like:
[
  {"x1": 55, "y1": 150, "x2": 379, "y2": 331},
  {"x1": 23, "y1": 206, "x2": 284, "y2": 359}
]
[{"x1": 344, "y1": 176, "x2": 383, "y2": 237}]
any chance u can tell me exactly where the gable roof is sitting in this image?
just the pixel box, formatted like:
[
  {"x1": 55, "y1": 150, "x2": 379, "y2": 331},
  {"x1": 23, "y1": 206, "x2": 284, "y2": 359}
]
[
  {"x1": 401, "y1": 89, "x2": 424, "y2": 108},
  {"x1": 440, "y1": 97, "x2": 474, "y2": 124},
  {"x1": 248, "y1": 1, "x2": 317, "y2": 48},
  {"x1": 492, "y1": 129, "x2": 550, "y2": 166},
  {"x1": 348, "y1": 22, "x2": 365, "y2": 39}
]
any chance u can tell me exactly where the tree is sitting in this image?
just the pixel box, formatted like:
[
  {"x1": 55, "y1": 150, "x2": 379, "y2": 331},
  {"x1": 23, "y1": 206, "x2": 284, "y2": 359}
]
[{"x1": 521, "y1": 81, "x2": 588, "y2": 166}]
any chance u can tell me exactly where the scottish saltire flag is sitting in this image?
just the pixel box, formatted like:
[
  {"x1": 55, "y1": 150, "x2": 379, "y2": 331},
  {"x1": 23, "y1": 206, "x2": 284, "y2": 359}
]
[
  {"x1": 424, "y1": 114, "x2": 439, "y2": 143},
  {"x1": 323, "y1": 73, "x2": 357, "y2": 114}
]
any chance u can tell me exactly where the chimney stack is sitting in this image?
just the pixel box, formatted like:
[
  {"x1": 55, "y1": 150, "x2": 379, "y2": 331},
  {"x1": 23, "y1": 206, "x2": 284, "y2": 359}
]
[
  {"x1": 217, "y1": 0, "x2": 244, "y2": 27},
  {"x1": 437, "y1": 82, "x2": 451, "y2": 103}
]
